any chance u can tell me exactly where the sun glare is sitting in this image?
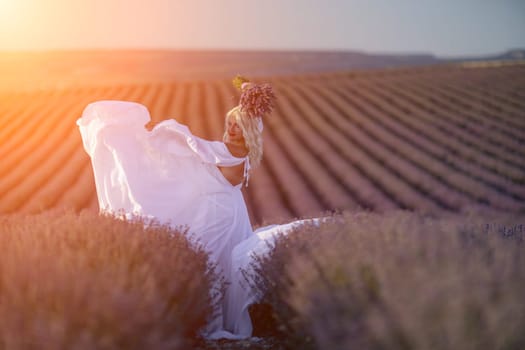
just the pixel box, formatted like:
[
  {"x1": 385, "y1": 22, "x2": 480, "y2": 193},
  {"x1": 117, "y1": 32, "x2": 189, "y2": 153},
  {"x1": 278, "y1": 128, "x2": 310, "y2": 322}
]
[
  {"x1": 0, "y1": 0, "x2": 22, "y2": 42},
  {"x1": 0, "y1": 0, "x2": 19, "y2": 21}
]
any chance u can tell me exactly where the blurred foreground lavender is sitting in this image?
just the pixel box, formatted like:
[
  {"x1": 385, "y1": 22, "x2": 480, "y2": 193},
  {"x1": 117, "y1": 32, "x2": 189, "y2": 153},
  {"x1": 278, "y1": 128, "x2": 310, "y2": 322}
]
[
  {"x1": 249, "y1": 208, "x2": 525, "y2": 350},
  {"x1": 0, "y1": 210, "x2": 218, "y2": 350},
  {"x1": 0, "y1": 208, "x2": 524, "y2": 350}
]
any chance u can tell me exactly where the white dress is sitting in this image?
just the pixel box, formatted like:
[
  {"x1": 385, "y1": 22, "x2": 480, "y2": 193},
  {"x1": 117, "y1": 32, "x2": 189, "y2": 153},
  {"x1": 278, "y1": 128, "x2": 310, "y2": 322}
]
[{"x1": 77, "y1": 100, "x2": 319, "y2": 339}]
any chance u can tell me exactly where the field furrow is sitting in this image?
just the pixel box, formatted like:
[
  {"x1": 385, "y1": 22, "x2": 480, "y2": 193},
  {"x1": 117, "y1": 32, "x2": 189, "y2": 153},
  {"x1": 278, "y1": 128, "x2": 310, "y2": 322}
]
[
  {"x1": 55, "y1": 160, "x2": 96, "y2": 212},
  {"x1": 388, "y1": 78, "x2": 521, "y2": 163},
  {"x1": 369, "y1": 77, "x2": 525, "y2": 159},
  {"x1": 343, "y1": 79, "x2": 525, "y2": 188},
  {"x1": 281, "y1": 83, "x2": 402, "y2": 212},
  {"x1": 148, "y1": 82, "x2": 175, "y2": 123},
  {"x1": 0, "y1": 91, "x2": 58, "y2": 134},
  {"x1": 0, "y1": 90, "x2": 73, "y2": 156},
  {"x1": 278, "y1": 83, "x2": 436, "y2": 213},
  {"x1": 438, "y1": 68, "x2": 525, "y2": 118},
  {"x1": 183, "y1": 82, "x2": 207, "y2": 138},
  {"x1": 468, "y1": 83, "x2": 525, "y2": 114},
  {"x1": 308, "y1": 83, "x2": 486, "y2": 210},
  {"x1": 408, "y1": 75, "x2": 525, "y2": 131},
  {"x1": 263, "y1": 121, "x2": 345, "y2": 217},
  {"x1": 165, "y1": 82, "x2": 189, "y2": 124},
  {"x1": 274, "y1": 82, "x2": 364, "y2": 212},
  {"x1": 357, "y1": 79, "x2": 525, "y2": 194},
  {"x1": 296, "y1": 81, "x2": 471, "y2": 213}
]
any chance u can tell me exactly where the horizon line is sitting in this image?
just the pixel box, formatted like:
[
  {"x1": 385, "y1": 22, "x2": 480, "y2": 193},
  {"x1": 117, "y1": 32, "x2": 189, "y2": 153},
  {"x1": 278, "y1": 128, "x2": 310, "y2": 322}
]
[{"x1": 0, "y1": 47, "x2": 523, "y2": 59}]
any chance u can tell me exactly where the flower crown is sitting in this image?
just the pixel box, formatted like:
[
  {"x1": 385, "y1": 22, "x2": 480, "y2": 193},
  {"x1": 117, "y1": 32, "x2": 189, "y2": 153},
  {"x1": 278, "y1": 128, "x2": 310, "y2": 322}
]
[{"x1": 232, "y1": 75, "x2": 276, "y2": 119}]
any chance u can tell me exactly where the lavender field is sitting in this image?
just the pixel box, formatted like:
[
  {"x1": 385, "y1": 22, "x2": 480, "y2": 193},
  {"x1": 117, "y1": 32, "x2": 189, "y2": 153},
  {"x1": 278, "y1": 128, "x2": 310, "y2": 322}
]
[
  {"x1": 0, "y1": 53, "x2": 524, "y2": 223},
  {"x1": 0, "y1": 51, "x2": 524, "y2": 349}
]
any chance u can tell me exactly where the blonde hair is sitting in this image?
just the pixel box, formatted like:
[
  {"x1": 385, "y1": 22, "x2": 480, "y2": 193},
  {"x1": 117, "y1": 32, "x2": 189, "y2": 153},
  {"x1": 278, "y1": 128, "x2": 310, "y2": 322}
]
[{"x1": 223, "y1": 105, "x2": 263, "y2": 168}]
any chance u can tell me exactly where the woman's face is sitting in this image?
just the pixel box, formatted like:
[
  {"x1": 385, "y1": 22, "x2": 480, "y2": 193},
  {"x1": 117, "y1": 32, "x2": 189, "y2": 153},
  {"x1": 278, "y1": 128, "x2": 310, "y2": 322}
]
[{"x1": 225, "y1": 117, "x2": 244, "y2": 143}]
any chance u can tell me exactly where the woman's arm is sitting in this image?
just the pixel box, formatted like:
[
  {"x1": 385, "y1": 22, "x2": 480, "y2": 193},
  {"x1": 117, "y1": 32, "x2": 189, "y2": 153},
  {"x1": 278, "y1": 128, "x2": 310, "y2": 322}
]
[{"x1": 150, "y1": 119, "x2": 246, "y2": 167}]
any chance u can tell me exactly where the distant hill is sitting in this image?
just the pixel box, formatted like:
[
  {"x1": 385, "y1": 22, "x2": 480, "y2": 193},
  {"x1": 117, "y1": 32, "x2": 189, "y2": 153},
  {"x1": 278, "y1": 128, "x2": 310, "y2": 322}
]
[
  {"x1": 0, "y1": 49, "x2": 523, "y2": 92},
  {"x1": 446, "y1": 48, "x2": 525, "y2": 63}
]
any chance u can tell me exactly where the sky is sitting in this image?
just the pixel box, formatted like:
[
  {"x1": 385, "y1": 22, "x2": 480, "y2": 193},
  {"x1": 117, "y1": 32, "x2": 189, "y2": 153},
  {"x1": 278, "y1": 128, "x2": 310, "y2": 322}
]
[{"x1": 0, "y1": 0, "x2": 524, "y2": 57}]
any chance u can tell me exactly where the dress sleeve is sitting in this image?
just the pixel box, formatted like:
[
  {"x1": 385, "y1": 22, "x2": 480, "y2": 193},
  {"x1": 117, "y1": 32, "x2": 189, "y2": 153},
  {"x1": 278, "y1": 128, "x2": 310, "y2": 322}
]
[
  {"x1": 76, "y1": 100, "x2": 150, "y2": 156},
  {"x1": 148, "y1": 119, "x2": 245, "y2": 167}
]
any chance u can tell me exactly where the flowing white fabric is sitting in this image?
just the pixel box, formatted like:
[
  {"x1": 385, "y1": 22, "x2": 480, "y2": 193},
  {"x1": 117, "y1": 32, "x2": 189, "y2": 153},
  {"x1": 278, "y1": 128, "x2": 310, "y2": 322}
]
[{"x1": 76, "y1": 100, "x2": 320, "y2": 340}]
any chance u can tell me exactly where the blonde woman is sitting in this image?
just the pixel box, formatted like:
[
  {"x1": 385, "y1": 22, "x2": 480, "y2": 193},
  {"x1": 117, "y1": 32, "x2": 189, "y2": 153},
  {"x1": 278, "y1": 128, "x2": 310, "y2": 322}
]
[
  {"x1": 220, "y1": 104, "x2": 264, "y2": 186},
  {"x1": 77, "y1": 78, "x2": 275, "y2": 340}
]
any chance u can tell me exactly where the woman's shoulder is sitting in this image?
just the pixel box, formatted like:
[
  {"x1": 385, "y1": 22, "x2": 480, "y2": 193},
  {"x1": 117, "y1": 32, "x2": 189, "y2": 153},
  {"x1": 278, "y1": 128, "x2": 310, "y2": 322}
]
[{"x1": 224, "y1": 142, "x2": 249, "y2": 159}]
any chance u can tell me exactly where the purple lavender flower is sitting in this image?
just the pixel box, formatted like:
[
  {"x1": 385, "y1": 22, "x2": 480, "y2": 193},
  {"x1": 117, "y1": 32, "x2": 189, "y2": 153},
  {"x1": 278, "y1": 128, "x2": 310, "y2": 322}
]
[{"x1": 239, "y1": 83, "x2": 276, "y2": 118}]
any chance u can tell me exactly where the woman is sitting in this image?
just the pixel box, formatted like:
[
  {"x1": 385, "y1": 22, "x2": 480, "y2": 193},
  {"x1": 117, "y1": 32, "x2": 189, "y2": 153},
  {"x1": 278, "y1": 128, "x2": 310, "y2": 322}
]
[{"x1": 76, "y1": 78, "x2": 280, "y2": 339}]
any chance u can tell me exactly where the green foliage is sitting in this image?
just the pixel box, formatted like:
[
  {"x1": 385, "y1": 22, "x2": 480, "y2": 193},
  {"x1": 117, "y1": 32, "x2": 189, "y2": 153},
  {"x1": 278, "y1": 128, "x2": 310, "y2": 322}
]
[
  {"x1": 250, "y1": 209, "x2": 525, "y2": 350},
  {"x1": 232, "y1": 75, "x2": 250, "y2": 91},
  {"x1": 0, "y1": 210, "x2": 218, "y2": 350}
]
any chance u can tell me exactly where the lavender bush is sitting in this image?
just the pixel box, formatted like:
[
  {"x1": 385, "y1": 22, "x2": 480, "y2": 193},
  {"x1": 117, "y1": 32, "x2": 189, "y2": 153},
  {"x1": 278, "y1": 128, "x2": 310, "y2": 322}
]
[
  {"x1": 250, "y1": 208, "x2": 525, "y2": 350},
  {"x1": 0, "y1": 210, "x2": 218, "y2": 350}
]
